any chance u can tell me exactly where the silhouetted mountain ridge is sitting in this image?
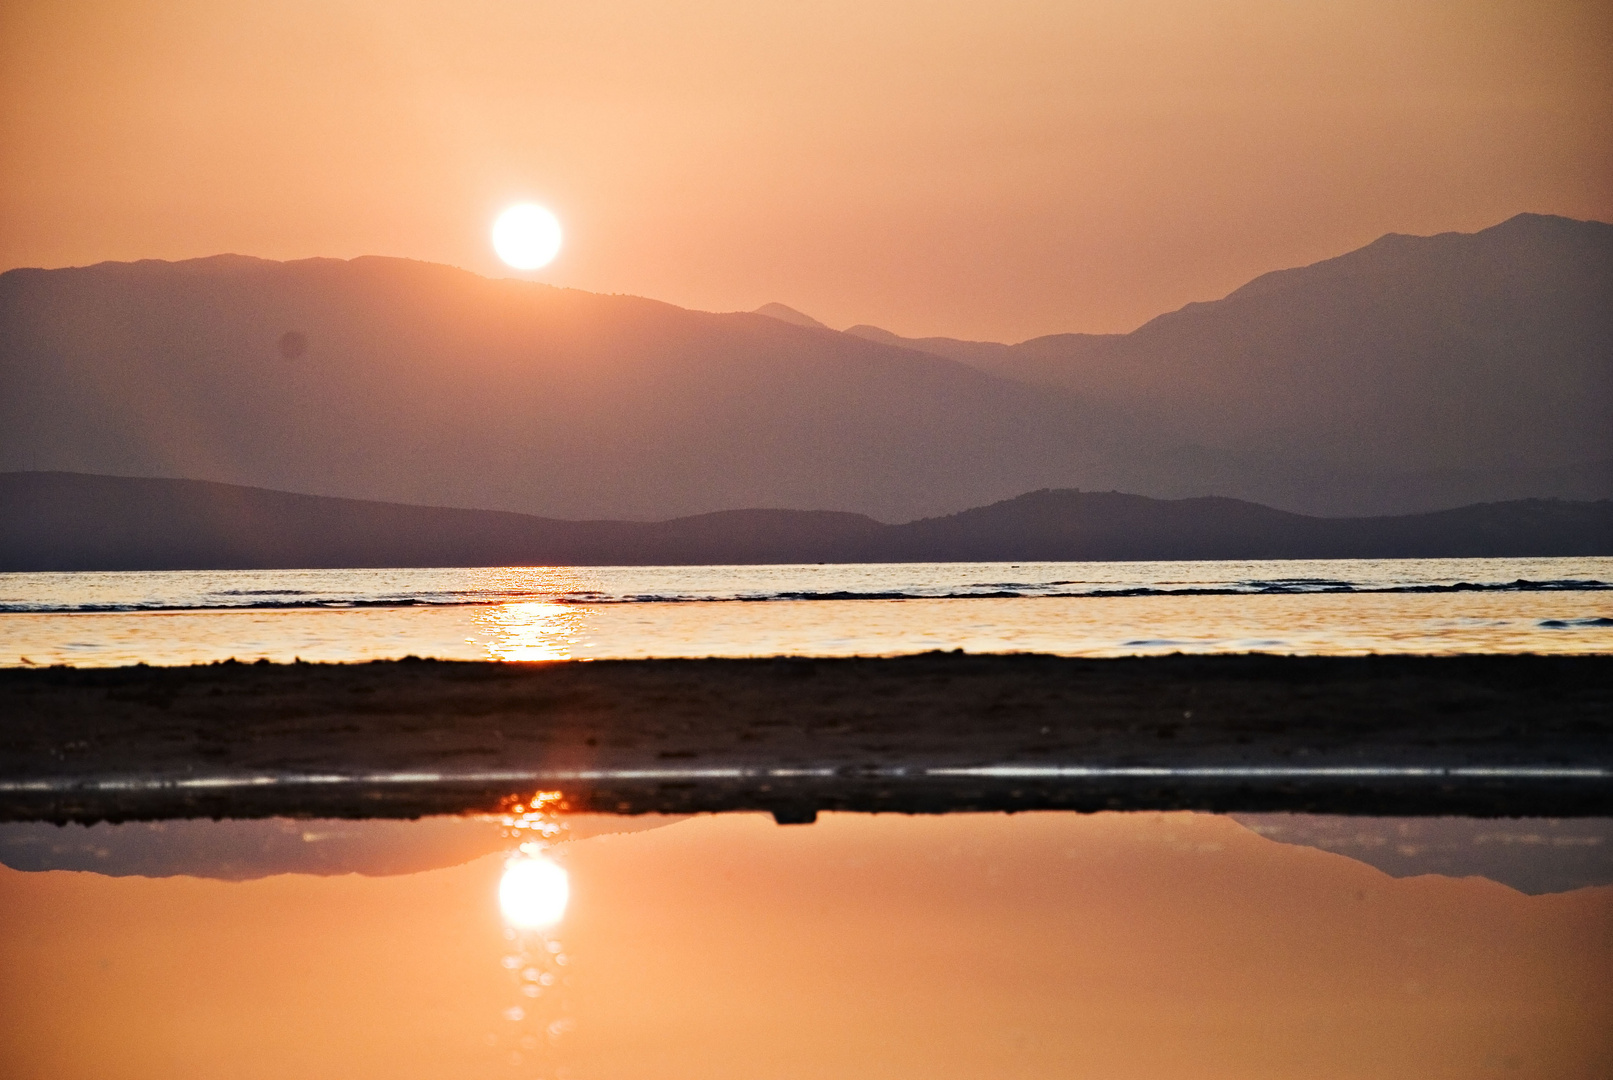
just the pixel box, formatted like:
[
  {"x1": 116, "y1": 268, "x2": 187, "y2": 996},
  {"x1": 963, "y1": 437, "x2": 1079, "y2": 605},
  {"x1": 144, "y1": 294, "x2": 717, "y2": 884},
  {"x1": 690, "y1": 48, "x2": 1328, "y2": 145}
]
[
  {"x1": 3, "y1": 214, "x2": 1608, "y2": 521},
  {"x1": 0, "y1": 254, "x2": 1130, "y2": 522},
  {"x1": 4, "y1": 473, "x2": 1607, "y2": 571},
  {"x1": 847, "y1": 214, "x2": 1611, "y2": 488}
]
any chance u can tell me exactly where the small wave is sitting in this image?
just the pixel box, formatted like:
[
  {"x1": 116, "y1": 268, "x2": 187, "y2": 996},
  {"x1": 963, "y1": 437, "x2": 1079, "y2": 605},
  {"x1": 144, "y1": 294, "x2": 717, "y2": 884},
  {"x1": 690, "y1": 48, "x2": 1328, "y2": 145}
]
[
  {"x1": 0, "y1": 596, "x2": 503, "y2": 614},
  {"x1": 4, "y1": 577, "x2": 1608, "y2": 614},
  {"x1": 1539, "y1": 616, "x2": 1613, "y2": 629},
  {"x1": 1388, "y1": 578, "x2": 1611, "y2": 594}
]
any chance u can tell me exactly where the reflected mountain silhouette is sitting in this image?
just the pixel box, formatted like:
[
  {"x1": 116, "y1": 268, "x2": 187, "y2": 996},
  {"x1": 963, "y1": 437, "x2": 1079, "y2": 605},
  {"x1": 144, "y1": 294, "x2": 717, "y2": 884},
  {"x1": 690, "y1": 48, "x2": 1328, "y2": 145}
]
[
  {"x1": 0, "y1": 815, "x2": 685, "y2": 880},
  {"x1": 4, "y1": 813, "x2": 1607, "y2": 895}
]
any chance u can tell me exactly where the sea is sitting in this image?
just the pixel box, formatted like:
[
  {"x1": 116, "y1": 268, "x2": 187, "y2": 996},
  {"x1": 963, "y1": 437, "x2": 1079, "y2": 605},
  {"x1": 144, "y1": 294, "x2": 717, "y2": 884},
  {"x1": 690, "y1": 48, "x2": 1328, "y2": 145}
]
[
  {"x1": 7, "y1": 557, "x2": 1613, "y2": 1074},
  {"x1": 3, "y1": 556, "x2": 1609, "y2": 667}
]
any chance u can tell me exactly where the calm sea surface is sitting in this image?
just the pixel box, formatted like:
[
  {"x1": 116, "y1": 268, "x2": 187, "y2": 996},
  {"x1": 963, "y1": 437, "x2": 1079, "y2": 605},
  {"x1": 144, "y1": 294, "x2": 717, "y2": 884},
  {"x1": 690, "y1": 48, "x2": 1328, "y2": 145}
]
[{"x1": 3, "y1": 557, "x2": 1609, "y2": 666}]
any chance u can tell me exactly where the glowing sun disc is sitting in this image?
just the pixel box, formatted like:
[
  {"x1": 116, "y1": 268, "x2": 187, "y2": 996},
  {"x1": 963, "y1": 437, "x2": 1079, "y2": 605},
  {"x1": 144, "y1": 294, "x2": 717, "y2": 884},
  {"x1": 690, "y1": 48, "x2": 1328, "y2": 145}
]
[
  {"x1": 499, "y1": 854, "x2": 569, "y2": 928},
  {"x1": 492, "y1": 204, "x2": 563, "y2": 270}
]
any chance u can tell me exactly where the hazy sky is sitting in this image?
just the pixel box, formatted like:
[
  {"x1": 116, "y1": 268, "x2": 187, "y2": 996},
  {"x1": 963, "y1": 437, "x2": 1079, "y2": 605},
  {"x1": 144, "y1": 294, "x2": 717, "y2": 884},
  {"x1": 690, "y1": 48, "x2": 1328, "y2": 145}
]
[{"x1": 2, "y1": 0, "x2": 1609, "y2": 339}]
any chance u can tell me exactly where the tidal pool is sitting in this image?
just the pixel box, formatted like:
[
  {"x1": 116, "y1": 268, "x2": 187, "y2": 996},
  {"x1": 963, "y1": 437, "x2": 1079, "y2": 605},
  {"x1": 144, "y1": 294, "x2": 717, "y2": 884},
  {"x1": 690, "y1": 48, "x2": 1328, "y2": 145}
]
[{"x1": 1, "y1": 810, "x2": 1609, "y2": 1079}]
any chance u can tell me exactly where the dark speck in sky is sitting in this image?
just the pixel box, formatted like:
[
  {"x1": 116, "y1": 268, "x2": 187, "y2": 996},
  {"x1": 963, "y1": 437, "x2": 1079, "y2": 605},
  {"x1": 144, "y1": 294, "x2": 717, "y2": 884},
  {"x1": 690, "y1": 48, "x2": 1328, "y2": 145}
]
[{"x1": 277, "y1": 331, "x2": 308, "y2": 360}]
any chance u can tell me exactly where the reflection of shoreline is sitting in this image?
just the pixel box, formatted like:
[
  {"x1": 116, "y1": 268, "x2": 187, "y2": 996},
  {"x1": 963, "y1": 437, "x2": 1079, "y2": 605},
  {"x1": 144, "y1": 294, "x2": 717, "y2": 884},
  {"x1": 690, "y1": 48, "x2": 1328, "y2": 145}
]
[
  {"x1": 0, "y1": 813, "x2": 688, "y2": 880},
  {"x1": 4, "y1": 809, "x2": 1609, "y2": 895},
  {"x1": 1234, "y1": 815, "x2": 1613, "y2": 894}
]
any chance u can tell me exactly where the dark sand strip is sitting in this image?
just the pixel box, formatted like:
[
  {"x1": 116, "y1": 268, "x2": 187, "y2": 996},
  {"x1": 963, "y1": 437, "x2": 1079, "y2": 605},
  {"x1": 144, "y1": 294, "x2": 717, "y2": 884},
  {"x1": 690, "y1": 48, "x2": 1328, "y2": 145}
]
[{"x1": 2, "y1": 653, "x2": 1609, "y2": 822}]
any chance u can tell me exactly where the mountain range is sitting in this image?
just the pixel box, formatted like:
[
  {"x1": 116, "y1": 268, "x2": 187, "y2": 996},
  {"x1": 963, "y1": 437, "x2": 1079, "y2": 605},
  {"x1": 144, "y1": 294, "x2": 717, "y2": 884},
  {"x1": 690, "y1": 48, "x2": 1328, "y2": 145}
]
[
  {"x1": 837, "y1": 213, "x2": 1611, "y2": 489},
  {"x1": 1, "y1": 214, "x2": 1607, "y2": 523},
  {"x1": 5, "y1": 472, "x2": 1608, "y2": 571}
]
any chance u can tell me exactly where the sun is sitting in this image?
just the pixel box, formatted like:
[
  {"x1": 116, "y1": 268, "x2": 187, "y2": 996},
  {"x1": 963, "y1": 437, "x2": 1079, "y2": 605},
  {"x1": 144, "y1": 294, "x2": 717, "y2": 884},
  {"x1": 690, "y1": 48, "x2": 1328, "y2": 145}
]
[{"x1": 492, "y1": 204, "x2": 563, "y2": 270}]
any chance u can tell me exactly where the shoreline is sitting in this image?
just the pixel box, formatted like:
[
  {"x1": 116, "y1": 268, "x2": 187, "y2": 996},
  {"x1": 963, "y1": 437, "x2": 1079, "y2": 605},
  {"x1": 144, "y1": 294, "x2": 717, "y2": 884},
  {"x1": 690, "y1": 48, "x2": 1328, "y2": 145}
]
[{"x1": 2, "y1": 653, "x2": 1609, "y2": 822}]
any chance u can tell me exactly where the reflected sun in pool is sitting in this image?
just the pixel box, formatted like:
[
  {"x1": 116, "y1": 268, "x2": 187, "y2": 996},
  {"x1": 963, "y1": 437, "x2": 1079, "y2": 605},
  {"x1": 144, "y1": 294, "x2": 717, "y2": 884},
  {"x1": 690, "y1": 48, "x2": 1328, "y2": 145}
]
[{"x1": 499, "y1": 854, "x2": 569, "y2": 929}]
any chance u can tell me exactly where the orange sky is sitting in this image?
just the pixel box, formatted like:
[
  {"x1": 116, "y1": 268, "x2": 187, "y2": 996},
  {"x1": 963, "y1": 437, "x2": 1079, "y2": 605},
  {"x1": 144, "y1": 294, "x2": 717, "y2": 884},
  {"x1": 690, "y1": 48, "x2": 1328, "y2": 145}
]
[
  {"x1": 3, "y1": 812, "x2": 1609, "y2": 1079},
  {"x1": 1, "y1": 0, "x2": 1609, "y2": 340}
]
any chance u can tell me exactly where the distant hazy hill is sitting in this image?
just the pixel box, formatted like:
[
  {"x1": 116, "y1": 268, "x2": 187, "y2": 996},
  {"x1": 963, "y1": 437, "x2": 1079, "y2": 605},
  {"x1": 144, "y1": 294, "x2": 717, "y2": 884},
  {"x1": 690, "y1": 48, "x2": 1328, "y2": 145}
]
[
  {"x1": 846, "y1": 213, "x2": 1613, "y2": 509},
  {"x1": 2, "y1": 215, "x2": 1608, "y2": 522},
  {"x1": 4, "y1": 473, "x2": 1607, "y2": 570},
  {"x1": 0, "y1": 254, "x2": 1127, "y2": 523}
]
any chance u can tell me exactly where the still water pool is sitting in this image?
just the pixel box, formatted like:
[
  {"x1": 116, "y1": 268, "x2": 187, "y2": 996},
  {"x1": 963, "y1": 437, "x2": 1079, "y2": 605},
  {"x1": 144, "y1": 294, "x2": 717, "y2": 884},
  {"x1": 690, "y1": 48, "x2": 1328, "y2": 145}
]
[{"x1": 2, "y1": 809, "x2": 1609, "y2": 1079}]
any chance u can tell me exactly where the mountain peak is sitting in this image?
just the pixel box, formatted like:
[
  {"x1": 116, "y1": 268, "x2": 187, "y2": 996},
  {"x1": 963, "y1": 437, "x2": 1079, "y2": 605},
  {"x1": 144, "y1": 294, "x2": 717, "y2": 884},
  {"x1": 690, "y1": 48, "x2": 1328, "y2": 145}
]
[
  {"x1": 754, "y1": 303, "x2": 830, "y2": 330},
  {"x1": 1485, "y1": 211, "x2": 1610, "y2": 235},
  {"x1": 1222, "y1": 212, "x2": 1612, "y2": 305}
]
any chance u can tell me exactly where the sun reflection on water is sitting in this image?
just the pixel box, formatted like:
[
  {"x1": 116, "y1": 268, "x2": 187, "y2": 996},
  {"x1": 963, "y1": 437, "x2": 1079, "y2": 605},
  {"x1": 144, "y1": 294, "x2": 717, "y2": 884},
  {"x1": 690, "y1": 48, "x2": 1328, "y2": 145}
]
[
  {"x1": 474, "y1": 600, "x2": 589, "y2": 661},
  {"x1": 500, "y1": 855, "x2": 569, "y2": 928},
  {"x1": 487, "y1": 792, "x2": 575, "y2": 1074}
]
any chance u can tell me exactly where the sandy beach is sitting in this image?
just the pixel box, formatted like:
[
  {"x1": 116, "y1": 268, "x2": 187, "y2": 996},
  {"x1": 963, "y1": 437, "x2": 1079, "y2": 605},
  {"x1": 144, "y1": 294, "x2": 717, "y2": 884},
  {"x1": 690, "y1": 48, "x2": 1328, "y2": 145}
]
[{"x1": 2, "y1": 652, "x2": 1609, "y2": 822}]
